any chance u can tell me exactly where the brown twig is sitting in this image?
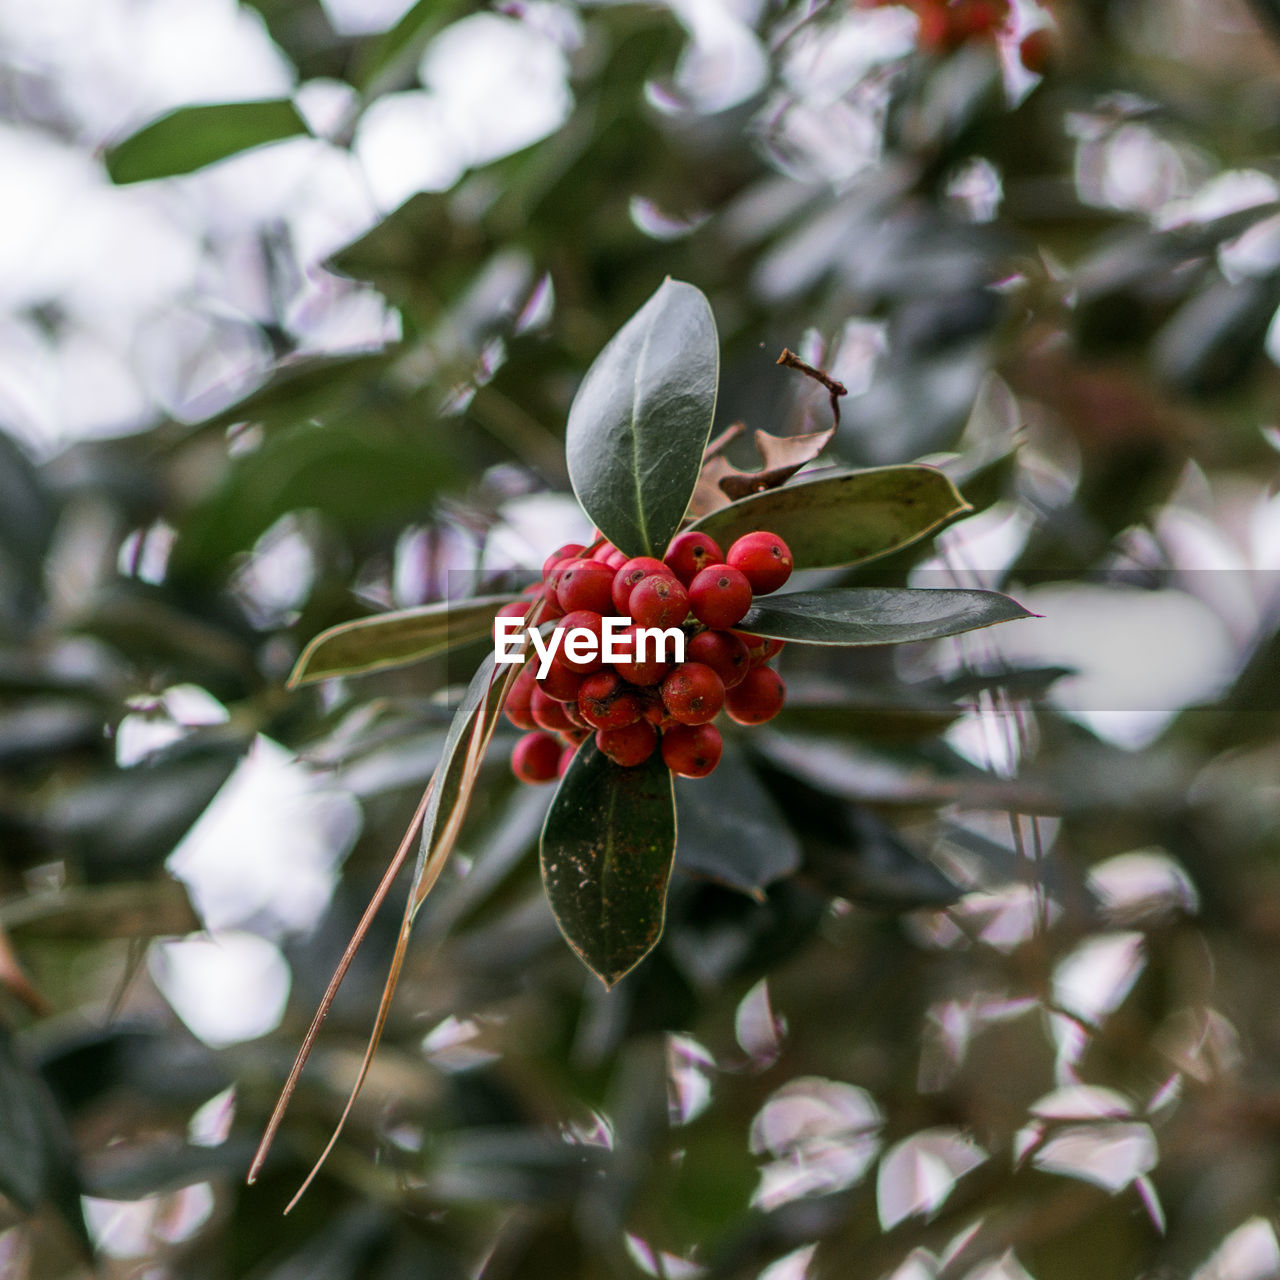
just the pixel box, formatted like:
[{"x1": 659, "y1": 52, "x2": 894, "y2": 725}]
[{"x1": 777, "y1": 347, "x2": 848, "y2": 427}]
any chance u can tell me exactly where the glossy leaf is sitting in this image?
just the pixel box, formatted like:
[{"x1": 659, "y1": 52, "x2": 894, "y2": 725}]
[
  {"x1": 541, "y1": 741, "x2": 676, "y2": 988},
  {"x1": 105, "y1": 100, "x2": 309, "y2": 183},
  {"x1": 737, "y1": 587, "x2": 1032, "y2": 647},
  {"x1": 288, "y1": 595, "x2": 519, "y2": 686},
  {"x1": 566, "y1": 278, "x2": 718, "y2": 558},
  {"x1": 674, "y1": 744, "x2": 799, "y2": 894},
  {"x1": 689, "y1": 466, "x2": 970, "y2": 569}
]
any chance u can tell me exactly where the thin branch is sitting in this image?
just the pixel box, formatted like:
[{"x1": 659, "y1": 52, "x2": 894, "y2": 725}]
[
  {"x1": 777, "y1": 347, "x2": 848, "y2": 427},
  {"x1": 246, "y1": 780, "x2": 433, "y2": 1186}
]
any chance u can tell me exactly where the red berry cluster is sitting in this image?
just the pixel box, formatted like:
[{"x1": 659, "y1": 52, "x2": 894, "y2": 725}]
[{"x1": 503, "y1": 530, "x2": 793, "y2": 784}]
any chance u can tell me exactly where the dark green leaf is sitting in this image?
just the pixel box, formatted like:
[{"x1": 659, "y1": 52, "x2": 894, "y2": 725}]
[
  {"x1": 674, "y1": 742, "x2": 799, "y2": 894},
  {"x1": 737, "y1": 587, "x2": 1033, "y2": 646},
  {"x1": 289, "y1": 595, "x2": 519, "y2": 686},
  {"x1": 540, "y1": 741, "x2": 676, "y2": 987},
  {"x1": 566, "y1": 279, "x2": 718, "y2": 558},
  {"x1": 0, "y1": 1027, "x2": 91, "y2": 1256},
  {"x1": 689, "y1": 467, "x2": 970, "y2": 569},
  {"x1": 105, "y1": 100, "x2": 309, "y2": 184}
]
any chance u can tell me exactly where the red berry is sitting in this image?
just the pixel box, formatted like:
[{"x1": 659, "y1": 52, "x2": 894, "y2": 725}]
[
  {"x1": 512, "y1": 731, "x2": 561, "y2": 784},
  {"x1": 628, "y1": 574, "x2": 690, "y2": 629},
  {"x1": 660, "y1": 662, "x2": 726, "y2": 726},
  {"x1": 556, "y1": 559, "x2": 615, "y2": 615},
  {"x1": 688, "y1": 564, "x2": 753, "y2": 630},
  {"x1": 725, "y1": 667, "x2": 785, "y2": 725},
  {"x1": 531, "y1": 686, "x2": 576, "y2": 733},
  {"x1": 642, "y1": 698, "x2": 677, "y2": 729},
  {"x1": 685, "y1": 629, "x2": 750, "y2": 689},
  {"x1": 912, "y1": 0, "x2": 950, "y2": 50},
  {"x1": 538, "y1": 656, "x2": 584, "y2": 702},
  {"x1": 557, "y1": 742, "x2": 579, "y2": 776},
  {"x1": 661, "y1": 723, "x2": 723, "y2": 778},
  {"x1": 562, "y1": 700, "x2": 590, "y2": 729},
  {"x1": 496, "y1": 600, "x2": 528, "y2": 621},
  {"x1": 735, "y1": 633, "x2": 785, "y2": 666},
  {"x1": 556, "y1": 610, "x2": 606, "y2": 674},
  {"x1": 504, "y1": 662, "x2": 538, "y2": 730},
  {"x1": 596, "y1": 720, "x2": 658, "y2": 767},
  {"x1": 664, "y1": 531, "x2": 723, "y2": 586},
  {"x1": 542, "y1": 543, "x2": 585, "y2": 578},
  {"x1": 577, "y1": 671, "x2": 642, "y2": 730},
  {"x1": 590, "y1": 541, "x2": 618, "y2": 562},
  {"x1": 1019, "y1": 27, "x2": 1053, "y2": 73},
  {"x1": 606, "y1": 549, "x2": 628, "y2": 570},
  {"x1": 611, "y1": 624, "x2": 674, "y2": 686},
  {"x1": 727, "y1": 532, "x2": 793, "y2": 595},
  {"x1": 950, "y1": 0, "x2": 1005, "y2": 40},
  {"x1": 611, "y1": 556, "x2": 673, "y2": 614}
]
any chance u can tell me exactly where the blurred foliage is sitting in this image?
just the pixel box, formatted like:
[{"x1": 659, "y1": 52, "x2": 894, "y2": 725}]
[{"x1": 2, "y1": 0, "x2": 1280, "y2": 1277}]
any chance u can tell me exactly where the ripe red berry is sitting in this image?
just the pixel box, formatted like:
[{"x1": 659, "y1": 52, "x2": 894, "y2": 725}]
[
  {"x1": 1019, "y1": 27, "x2": 1053, "y2": 73},
  {"x1": 911, "y1": 0, "x2": 950, "y2": 50},
  {"x1": 628, "y1": 574, "x2": 690, "y2": 629},
  {"x1": 504, "y1": 662, "x2": 538, "y2": 730},
  {"x1": 725, "y1": 667, "x2": 785, "y2": 725},
  {"x1": 538, "y1": 656, "x2": 584, "y2": 702},
  {"x1": 496, "y1": 600, "x2": 528, "y2": 622},
  {"x1": 512, "y1": 731, "x2": 561, "y2": 784},
  {"x1": 660, "y1": 662, "x2": 726, "y2": 726},
  {"x1": 664, "y1": 531, "x2": 723, "y2": 585},
  {"x1": 556, "y1": 610, "x2": 606, "y2": 673},
  {"x1": 685, "y1": 629, "x2": 750, "y2": 689},
  {"x1": 531, "y1": 686, "x2": 576, "y2": 733},
  {"x1": 688, "y1": 564, "x2": 753, "y2": 629},
  {"x1": 727, "y1": 532, "x2": 793, "y2": 595},
  {"x1": 542, "y1": 543, "x2": 585, "y2": 578},
  {"x1": 611, "y1": 556, "x2": 673, "y2": 614},
  {"x1": 661, "y1": 723, "x2": 723, "y2": 778},
  {"x1": 606, "y1": 549, "x2": 628, "y2": 570},
  {"x1": 735, "y1": 632, "x2": 785, "y2": 666},
  {"x1": 611, "y1": 624, "x2": 673, "y2": 686},
  {"x1": 556, "y1": 559, "x2": 615, "y2": 615},
  {"x1": 950, "y1": 0, "x2": 1005, "y2": 40},
  {"x1": 596, "y1": 720, "x2": 658, "y2": 767},
  {"x1": 557, "y1": 742, "x2": 579, "y2": 777},
  {"x1": 590, "y1": 541, "x2": 618, "y2": 562},
  {"x1": 577, "y1": 671, "x2": 643, "y2": 730}
]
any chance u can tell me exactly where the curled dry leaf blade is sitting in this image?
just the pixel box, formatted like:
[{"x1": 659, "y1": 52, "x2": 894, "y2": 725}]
[{"x1": 251, "y1": 646, "x2": 527, "y2": 1206}]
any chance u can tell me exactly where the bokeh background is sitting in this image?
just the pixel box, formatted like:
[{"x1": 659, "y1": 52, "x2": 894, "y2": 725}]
[{"x1": 2, "y1": 0, "x2": 1280, "y2": 1276}]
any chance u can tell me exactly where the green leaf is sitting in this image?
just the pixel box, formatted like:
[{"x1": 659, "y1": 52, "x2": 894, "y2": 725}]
[
  {"x1": 566, "y1": 279, "x2": 719, "y2": 558},
  {"x1": 540, "y1": 741, "x2": 676, "y2": 988},
  {"x1": 354, "y1": 0, "x2": 469, "y2": 95},
  {"x1": 0, "y1": 1027, "x2": 91, "y2": 1256},
  {"x1": 105, "y1": 100, "x2": 309, "y2": 184},
  {"x1": 737, "y1": 587, "x2": 1034, "y2": 646},
  {"x1": 674, "y1": 743, "x2": 799, "y2": 894},
  {"x1": 289, "y1": 595, "x2": 520, "y2": 686},
  {"x1": 689, "y1": 466, "x2": 970, "y2": 569}
]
